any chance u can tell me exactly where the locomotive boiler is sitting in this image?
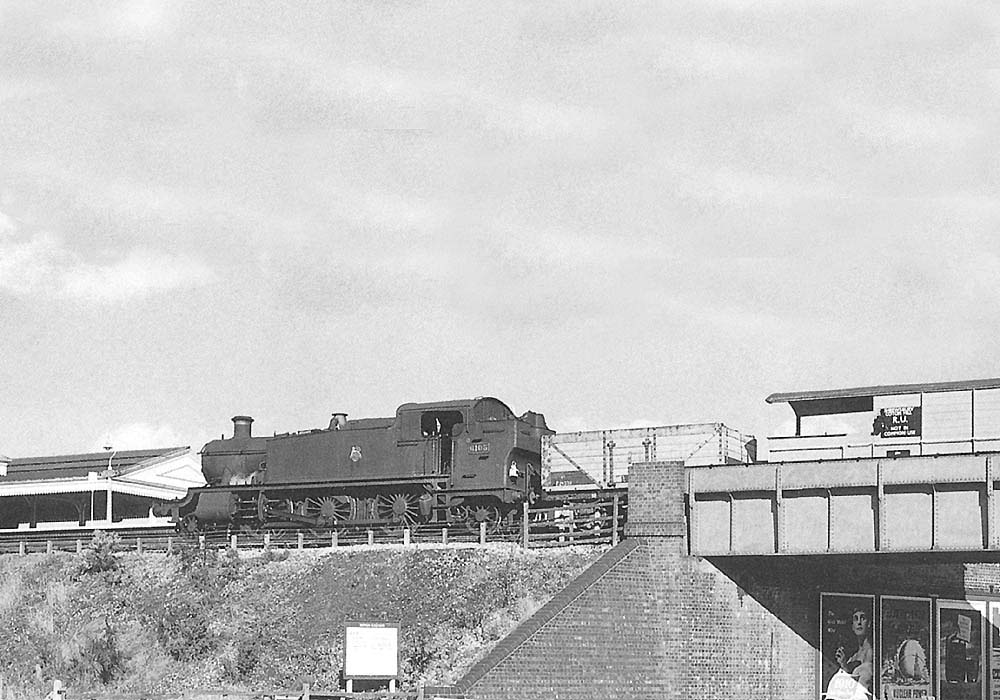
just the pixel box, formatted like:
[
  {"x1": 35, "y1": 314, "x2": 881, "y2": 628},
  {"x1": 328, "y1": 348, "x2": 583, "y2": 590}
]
[{"x1": 157, "y1": 397, "x2": 551, "y2": 533}]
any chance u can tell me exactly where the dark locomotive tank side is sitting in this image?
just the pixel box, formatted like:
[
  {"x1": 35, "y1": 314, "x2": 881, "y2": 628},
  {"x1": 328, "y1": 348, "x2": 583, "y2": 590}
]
[{"x1": 157, "y1": 396, "x2": 552, "y2": 531}]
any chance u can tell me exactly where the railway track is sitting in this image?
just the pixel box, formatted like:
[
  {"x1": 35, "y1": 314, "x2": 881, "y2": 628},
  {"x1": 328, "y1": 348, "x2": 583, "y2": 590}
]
[{"x1": 0, "y1": 490, "x2": 627, "y2": 554}]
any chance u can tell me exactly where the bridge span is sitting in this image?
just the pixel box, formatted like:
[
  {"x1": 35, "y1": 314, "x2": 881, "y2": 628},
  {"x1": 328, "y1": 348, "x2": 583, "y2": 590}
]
[{"x1": 688, "y1": 451, "x2": 1000, "y2": 556}]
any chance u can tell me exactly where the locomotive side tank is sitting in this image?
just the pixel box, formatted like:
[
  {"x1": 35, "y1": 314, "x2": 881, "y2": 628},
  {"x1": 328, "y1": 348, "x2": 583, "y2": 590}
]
[{"x1": 158, "y1": 397, "x2": 551, "y2": 533}]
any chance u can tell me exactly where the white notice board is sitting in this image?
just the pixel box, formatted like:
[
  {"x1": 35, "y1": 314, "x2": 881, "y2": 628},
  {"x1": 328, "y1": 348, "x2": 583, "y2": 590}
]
[{"x1": 343, "y1": 623, "x2": 400, "y2": 679}]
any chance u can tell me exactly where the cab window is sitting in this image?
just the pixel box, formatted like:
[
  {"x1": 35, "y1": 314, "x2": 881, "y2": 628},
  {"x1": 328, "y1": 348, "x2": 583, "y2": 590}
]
[{"x1": 421, "y1": 411, "x2": 464, "y2": 437}]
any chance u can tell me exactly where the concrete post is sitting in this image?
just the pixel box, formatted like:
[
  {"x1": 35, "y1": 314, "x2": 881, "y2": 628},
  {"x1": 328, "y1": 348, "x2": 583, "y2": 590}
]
[
  {"x1": 522, "y1": 500, "x2": 530, "y2": 549},
  {"x1": 612, "y1": 493, "x2": 620, "y2": 546}
]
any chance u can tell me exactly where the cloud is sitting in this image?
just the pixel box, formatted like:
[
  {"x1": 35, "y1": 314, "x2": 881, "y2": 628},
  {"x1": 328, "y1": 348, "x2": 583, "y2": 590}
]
[
  {"x1": 53, "y1": 0, "x2": 174, "y2": 42},
  {"x1": 61, "y1": 248, "x2": 216, "y2": 303},
  {"x1": 0, "y1": 210, "x2": 216, "y2": 303},
  {"x1": 656, "y1": 38, "x2": 802, "y2": 82},
  {"x1": 92, "y1": 422, "x2": 188, "y2": 452},
  {"x1": 839, "y1": 101, "x2": 982, "y2": 150}
]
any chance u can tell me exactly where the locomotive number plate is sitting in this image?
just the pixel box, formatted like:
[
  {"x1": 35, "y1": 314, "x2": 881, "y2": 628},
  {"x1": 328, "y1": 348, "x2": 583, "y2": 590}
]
[{"x1": 469, "y1": 441, "x2": 490, "y2": 454}]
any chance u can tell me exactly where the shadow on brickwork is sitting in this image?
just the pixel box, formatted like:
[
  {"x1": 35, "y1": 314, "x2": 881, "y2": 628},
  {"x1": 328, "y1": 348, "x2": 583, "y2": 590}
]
[{"x1": 709, "y1": 552, "x2": 983, "y2": 648}]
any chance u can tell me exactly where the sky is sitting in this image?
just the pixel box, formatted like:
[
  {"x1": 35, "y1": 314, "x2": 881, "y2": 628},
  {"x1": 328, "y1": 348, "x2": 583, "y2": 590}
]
[{"x1": 1, "y1": 0, "x2": 998, "y2": 457}]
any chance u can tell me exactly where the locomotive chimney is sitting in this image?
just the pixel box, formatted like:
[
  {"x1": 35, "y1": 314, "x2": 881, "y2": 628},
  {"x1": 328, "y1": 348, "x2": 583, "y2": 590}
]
[
  {"x1": 329, "y1": 413, "x2": 348, "y2": 430},
  {"x1": 232, "y1": 415, "x2": 254, "y2": 439}
]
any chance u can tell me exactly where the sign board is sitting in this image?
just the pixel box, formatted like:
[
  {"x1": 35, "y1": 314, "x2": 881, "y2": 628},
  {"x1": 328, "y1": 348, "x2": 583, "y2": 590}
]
[
  {"x1": 990, "y1": 603, "x2": 1000, "y2": 700},
  {"x1": 880, "y1": 596, "x2": 932, "y2": 700},
  {"x1": 820, "y1": 593, "x2": 876, "y2": 700},
  {"x1": 343, "y1": 623, "x2": 400, "y2": 680},
  {"x1": 873, "y1": 407, "x2": 922, "y2": 438},
  {"x1": 937, "y1": 600, "x2": 986, "y2": 700}
]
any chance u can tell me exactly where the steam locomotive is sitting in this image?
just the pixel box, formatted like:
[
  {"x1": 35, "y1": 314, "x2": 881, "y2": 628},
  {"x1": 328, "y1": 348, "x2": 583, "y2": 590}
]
[{"x1": 155, "y1": 397, "x2": 552, "y2": 533}]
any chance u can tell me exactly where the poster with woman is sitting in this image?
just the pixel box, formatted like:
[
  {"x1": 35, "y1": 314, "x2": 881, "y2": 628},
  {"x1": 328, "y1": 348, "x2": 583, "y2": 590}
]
[
  {"x1": 938, "y1": 600, "x2": 986, "y2": 700},
  {"x1": 822, "y1": 593, "x2": 876, "y2": 700},
  {"x1": 880, "y1": 596, "x2": 931, "y2": 700}
]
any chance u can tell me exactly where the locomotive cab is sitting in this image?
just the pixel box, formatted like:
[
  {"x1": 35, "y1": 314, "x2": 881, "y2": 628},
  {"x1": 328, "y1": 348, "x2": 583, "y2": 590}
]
[{"x1": 395, "y1": 397, "x2": 551, "y2": 521}]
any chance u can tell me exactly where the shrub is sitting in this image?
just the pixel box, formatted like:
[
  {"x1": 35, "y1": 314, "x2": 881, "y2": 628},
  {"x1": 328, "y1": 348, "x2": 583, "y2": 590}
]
[
  {"x1": 154, "y1": 594, "x2": 217, "y2": 662},
  {"x1": 55, "y1": 617, "x2": 125, "y2": 686},
  {"x1": 77, "y1": 531, "x2": 121, "y2": 576}
]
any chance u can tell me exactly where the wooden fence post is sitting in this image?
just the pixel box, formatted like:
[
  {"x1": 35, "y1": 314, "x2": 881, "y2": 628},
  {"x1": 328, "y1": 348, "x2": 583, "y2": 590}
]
[
  {"x1": 479, "y1": 521, "x2": 486, "y2": 545},
  {"x1": 521, "y1": 500, "x2": 530, "y2": 549},
  {"x1": 403, "y1": 528, "x2": 410, "y2": 545},
  {"x1": 18, "y1": 542, "x2": 24, "y2": 556},
  {"x1": 230, "y1": 534, "x2": 238, "y2": 551},
  {"x1": 76, "y1": 539, "x2": 82, "y2": 554},
  {"x1": 367, "y1": 529, "x2": 375, "y2": 546},
  {"x1": 331, "y1": 531, "x2": 338, "y2": 548},
  {"x1": 301, "y1": 682, "x2": 310, "y2": 700},
  {"x1": 263, "y1": 532, "x2": 271, "y2": 548},
  {"x1": 442, "y1": 527, "x2": 448, "y2": 545},
  {"x1": 136, "y1": 537, "x2": 142, "y2": 554},
  {"x1": 167, "y1": 537, "x2": 173, "y2": 554},
  {"x1": 297, "y1": 532, "x2": 304, "y2": 550},
  {"x1": 199, "y1": 534, "x2": 206, "y2": 550},
  {"x1": 46, "y1": 541, "x2": 53, "y2": 555}
]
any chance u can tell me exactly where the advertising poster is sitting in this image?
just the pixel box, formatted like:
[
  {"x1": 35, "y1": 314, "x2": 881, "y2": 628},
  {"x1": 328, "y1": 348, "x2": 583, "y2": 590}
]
[
  {"x1": 938, "y1": 600, "x2": 986, "y2": 700},
  {"x1": 989, "y1": 603, "x2": 1000, "y2": 700},
  {"x1": 880, "y1": 596, "x2": 932, "y2": 700},
  {"x1": 822, "y1": 593, "x2": 877, "y2": 700}
]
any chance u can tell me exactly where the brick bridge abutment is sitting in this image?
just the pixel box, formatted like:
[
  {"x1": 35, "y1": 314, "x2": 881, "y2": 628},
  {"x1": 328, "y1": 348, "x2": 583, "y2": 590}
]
[{"x1": 457, "y1": 460, "x2": 1000, "y2": 699}]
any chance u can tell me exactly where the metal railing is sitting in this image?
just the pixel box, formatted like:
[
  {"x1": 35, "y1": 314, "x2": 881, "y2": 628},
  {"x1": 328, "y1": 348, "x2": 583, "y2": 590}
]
[
  {"x1": 766, "y1": 434, "x2": 1000, "y2": 461},
  {"x1": 40, "y1": 680, "x2": 465, "y2": 700}
]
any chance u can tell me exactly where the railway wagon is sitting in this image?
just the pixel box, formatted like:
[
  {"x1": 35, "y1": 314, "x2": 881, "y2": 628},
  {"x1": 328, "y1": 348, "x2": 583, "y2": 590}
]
[
  {"x1": 543, "y1": 422, "x2": 756, "y2": 491},
  {"x1": 155, "y1": 397, "x2": 552, "y2": 533}
]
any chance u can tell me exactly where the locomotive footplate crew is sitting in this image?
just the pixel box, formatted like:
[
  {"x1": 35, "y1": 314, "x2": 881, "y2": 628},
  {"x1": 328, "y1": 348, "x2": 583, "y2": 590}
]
[{"x1": 154, "y1": 397, "x2": 552, "y2": 533}]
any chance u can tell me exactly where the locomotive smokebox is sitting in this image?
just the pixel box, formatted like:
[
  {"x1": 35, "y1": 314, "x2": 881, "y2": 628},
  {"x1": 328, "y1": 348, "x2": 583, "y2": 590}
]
[
  {"x1": 330, "y1": 413, "x2": 348, "y2": 430},
  {"x1": 232, "y1": 415, "x2": 254, "y2": 439}
]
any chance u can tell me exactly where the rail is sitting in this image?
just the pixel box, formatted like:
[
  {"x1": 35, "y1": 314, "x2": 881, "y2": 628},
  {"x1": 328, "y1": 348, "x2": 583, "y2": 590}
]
[{"x1": 0, "y1": 496, "x2": 627, "y2": 555}]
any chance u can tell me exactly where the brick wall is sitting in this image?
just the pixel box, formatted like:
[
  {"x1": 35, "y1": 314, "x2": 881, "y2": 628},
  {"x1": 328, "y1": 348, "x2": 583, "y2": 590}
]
[
  {"x1": 457, "y1": 539, "x2": 668, "y2": 699},
  {"x1": 458, "y1": 461, "x2": 1000, "y2": 699}
]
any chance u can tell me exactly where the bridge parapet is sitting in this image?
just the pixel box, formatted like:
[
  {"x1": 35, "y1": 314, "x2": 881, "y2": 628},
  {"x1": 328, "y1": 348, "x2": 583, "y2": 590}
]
[{"x1": 687, "y1": 452, "x2": 1000, "y2": 556}]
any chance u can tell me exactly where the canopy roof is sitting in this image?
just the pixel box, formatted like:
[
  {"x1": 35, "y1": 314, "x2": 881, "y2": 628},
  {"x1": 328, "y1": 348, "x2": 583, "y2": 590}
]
[
  {"x1": 766, "y1": 377, "x2": 1000, "y2": 405},
  {"x1": 3, "y1": 447, "x2": 188, "y2": 483}
]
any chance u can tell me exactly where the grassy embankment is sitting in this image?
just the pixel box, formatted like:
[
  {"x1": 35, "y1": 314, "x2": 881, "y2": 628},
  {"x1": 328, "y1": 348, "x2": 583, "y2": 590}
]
[{"x1": 0, "y1": 534, "x2": 602, "y2": 698}]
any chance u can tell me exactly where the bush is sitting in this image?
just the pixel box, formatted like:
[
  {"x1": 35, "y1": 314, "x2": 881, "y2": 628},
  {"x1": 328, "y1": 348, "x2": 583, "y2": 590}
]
[
  {"x1": 54, "y1": 616, "x2": 125, "y2": 686},
  {"x1": 154, "y1": 593, "x2": 217, "y2": 662},
  {"x1": 77, "y1": 531, "x2": 121, "y2": 576}
]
